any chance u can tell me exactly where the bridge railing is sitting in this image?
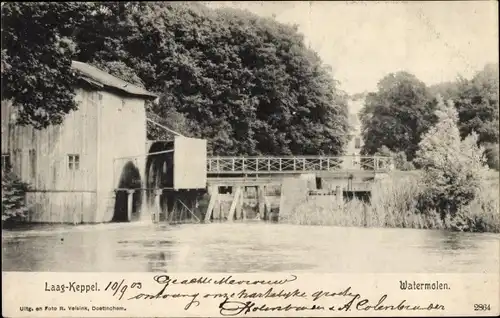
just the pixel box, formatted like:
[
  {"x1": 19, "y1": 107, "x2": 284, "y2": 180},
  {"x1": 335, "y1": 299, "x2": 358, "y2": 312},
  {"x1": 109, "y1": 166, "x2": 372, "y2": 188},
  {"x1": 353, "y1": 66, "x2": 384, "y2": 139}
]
[{"x1": 207, "y1": 156, "x2": 393, "y2": 174}]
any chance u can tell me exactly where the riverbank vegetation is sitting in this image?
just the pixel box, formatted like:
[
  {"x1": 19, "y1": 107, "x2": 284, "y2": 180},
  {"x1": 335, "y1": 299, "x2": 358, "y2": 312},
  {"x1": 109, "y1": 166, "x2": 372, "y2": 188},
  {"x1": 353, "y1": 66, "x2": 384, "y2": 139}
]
[
  {"x1": 289, "y1": 98, "x2": 500, "y2": 233},
  {"x1": 289, "y1": 176, "x2": 499, "y2": 233}
]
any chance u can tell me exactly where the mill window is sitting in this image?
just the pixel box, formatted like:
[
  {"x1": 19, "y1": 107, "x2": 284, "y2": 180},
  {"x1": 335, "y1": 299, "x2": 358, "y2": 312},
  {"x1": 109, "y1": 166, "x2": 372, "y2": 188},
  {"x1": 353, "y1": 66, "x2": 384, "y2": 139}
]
[{"x1": 68, "y1": 154, "x2": 80, "y2": 170}]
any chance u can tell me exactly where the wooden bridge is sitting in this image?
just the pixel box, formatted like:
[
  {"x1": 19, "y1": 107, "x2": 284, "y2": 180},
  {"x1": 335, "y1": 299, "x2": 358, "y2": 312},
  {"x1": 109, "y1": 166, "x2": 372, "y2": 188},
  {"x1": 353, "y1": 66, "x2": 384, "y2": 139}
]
[
  {"x1": 113, "y1": 123, "x2": 395, "y2": 223},
  {"x1": 115, "y1": 150, "x2": 394, "y2": 223},
  {"x1": 202, "y1": 155, "x2": 393, "y2": 223},
  {"x1": 204, "y1": 155, "x2": 393, "y2": 194},
  {"x1": 207, "y1": 155, "x2": 393, "y2": 175}
]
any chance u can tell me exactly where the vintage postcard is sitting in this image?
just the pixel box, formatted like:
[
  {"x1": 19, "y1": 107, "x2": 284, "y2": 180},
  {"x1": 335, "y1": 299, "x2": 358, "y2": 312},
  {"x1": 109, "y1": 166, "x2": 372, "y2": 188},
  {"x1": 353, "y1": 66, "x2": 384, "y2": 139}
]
[{"x1": 2, "y1": 1, "x2": 499, "y2": 317}]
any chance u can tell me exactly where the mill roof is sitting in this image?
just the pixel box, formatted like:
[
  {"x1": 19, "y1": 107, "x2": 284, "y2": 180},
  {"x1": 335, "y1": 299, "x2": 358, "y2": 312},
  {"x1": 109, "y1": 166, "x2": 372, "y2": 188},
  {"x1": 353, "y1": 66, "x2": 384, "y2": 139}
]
[{"x1": 71, "y1": 61, "x2": 157, "y2": 100}]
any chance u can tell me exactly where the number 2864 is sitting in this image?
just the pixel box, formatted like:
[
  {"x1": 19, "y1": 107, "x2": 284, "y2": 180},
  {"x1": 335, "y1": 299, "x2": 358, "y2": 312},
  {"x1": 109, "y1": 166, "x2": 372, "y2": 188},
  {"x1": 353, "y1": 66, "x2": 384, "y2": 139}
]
[{"x1": 474, "y1": 304, "x2": 491, "y2": 311}]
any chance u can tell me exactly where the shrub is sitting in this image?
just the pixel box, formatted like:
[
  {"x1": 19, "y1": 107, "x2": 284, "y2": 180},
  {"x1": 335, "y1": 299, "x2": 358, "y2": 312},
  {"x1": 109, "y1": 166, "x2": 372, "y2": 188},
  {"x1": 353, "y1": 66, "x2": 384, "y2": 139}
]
[
  {"x1": 483, "y1": 143, "x2": 499, "y2": 170},
  {"x1": 1, "y1": 171, "x2": 30, "y2": 224},
  {"x1": 414, "y1": 96, "x2": 489, "y2": 217},
  {"x1": 448, "y1": 181, "x2": 500, "y2": 233}
]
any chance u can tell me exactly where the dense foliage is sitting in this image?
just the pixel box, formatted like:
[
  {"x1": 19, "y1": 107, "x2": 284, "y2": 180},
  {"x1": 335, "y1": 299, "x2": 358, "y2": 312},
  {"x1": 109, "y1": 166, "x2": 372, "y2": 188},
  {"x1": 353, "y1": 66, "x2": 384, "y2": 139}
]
[
  {"x1": 453, "y1": 64, "x2": 499, "y2": 145},
  {"x1": 1, "y1": 3, "x2": 96, "y2": 128},
  {"x1": 2, "y1": 171, "x2": 30, "y2": 224},
  {"x1": 359, "y1": 72, "x2": 437, "y2": 162},
  {"x1": 414, "y1": 97, "x2": 489, "y2": 218},
  {"x1": 90, "y1": 60, "x2": 146, "y2": 88},
  {"x1": 2, "y1": 2, "x2": 350, "y2": 156},
  {"x1": 483, "y1": 142, "x2": 499, "y2": 170}
]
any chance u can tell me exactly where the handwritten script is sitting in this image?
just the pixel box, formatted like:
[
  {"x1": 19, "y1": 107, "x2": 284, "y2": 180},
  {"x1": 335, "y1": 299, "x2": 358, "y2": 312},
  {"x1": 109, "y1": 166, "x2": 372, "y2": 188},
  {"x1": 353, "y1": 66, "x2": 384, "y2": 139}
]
[{"x1": 103, "y1": 274, "x2": 447, "y2": 316}]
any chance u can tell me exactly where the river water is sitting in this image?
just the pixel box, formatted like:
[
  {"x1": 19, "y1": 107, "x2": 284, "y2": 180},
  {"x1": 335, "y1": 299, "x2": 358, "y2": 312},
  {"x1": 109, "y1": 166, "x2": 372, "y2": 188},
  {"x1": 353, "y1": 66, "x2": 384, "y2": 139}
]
[{"x1": 2, "y1": 222, "x2": 499, "y2": 273}]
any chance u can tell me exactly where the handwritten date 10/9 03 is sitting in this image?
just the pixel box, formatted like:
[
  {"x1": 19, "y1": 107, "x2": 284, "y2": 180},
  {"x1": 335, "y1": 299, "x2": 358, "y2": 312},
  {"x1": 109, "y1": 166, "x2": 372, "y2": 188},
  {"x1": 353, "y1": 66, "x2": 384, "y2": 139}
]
[
  {"x1": 474, "y1": 304, "x2": 491, "y2": 311},
  {"x1": 104, "y1": 280, "x2": 142, "y2": 300}
]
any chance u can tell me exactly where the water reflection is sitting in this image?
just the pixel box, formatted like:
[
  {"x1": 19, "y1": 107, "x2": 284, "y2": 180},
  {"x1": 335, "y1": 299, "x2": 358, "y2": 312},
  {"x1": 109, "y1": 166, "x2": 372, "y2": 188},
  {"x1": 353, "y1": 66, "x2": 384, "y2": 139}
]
[
  {"x1": 146, "y1": 252, "x2": 168, "y2": 272},
  {"x1": 422, "y1": 229, "x2": 496, "y2": 256},
  {"x1": 2, "y1": 223, "x2": 499, "y2": 273},
  {"x1": 440, "y1": 231, "x2": 479, "y2": 250}
]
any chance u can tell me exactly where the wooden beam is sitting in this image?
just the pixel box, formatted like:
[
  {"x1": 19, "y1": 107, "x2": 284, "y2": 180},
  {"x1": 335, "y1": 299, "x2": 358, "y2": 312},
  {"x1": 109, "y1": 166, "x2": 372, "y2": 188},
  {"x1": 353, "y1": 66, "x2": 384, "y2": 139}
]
[
  {"x1": 241, "y1": 190, "x2": 247, "y2": 220},
  {"x1": 258, "y1": 186, "x2": 265, "y2": 220},
  {"x1": 113, "y1": 149, "x2": 174, "y2": 161},
  {"x1": 178, "y1": 199, "x2": 186, "y2": 221},
  {"x1": 127, "y1": 189, "x2": 135, "y2": 222},
  {"x1": 140, "y1": 188, "x2": 148, "y2": 221},
  {"x1": 25, "y1": 190, "x2": 97, "y2": 193},
  {"x1": 227, "y1": 186, "x2": 242, "y2": 222},
  {"x1": 146, "y1": 118, "x2": 185, "y2": 137},
  {"x1": 169, "y1": 200, "x2": 177, "y2": 223},
  {"x1": 235, "y1": 189, "x2": 243, "y2": 220},
  {"x1": 178, "y1": 198, "x2": 200, "y2": 223},
  {"x1": 264, "y1": 194, "x2": 271, "y2": 220},
  {"x1": 154, "y1": 189, "x2": 162, "y2": 223},
  {"x1": 204, "y1": 186, "x2": 218, "y2": 222}
]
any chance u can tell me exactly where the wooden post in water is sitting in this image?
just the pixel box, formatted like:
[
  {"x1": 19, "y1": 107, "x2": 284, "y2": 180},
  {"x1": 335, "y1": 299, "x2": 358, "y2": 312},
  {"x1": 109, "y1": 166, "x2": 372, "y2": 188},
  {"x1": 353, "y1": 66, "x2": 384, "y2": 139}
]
[
  {"x1": 241, "y1": 188, "x2": 247, "y2": 220},
  {"x1": 140, "y1": 188, "x2": 148, "y2": 221},
  {"x1": 336, "y1": 186, "x2": 343, "y2": 206},
  {"x1": 258, "y1": 186, "x2": 266, "y2": 220},
  {"x1": 204, "y1": 185, "x2": 218, "y2": 222},
  {"x1": 154, "y1": 189, "x2": 162, "y2": 223},
  {"x1": 214, "y1": 198, "x2": 221, "y2": 221},
  {"x1": 236, "y1": 188, "x2": 244, "y2": 220},
  {"x1": 227, "y1": 186, "x2": 242, "y2": 222},
  {"x1": 264, "y1": 192, "x2": 271, "y2": 221},
  {"x1": 127, "y1": 189, "x2": 135, "y2": 222}
]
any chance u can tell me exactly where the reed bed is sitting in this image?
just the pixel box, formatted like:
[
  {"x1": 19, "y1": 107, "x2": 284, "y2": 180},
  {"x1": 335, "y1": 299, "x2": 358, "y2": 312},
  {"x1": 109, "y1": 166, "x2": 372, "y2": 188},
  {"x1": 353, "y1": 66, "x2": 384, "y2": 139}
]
[
  {"x1": 284, "y1": 173, "x2": 500, "y2": 233},
  {"x1": 449, "y1": 181, "x2": 500, "y2": 233}
]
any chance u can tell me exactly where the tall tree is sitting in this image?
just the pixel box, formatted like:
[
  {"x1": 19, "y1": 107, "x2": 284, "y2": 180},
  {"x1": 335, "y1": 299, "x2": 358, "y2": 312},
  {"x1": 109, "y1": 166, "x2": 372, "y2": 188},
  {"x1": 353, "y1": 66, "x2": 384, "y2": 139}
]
[
  {"x1": 453, "y1": 63, "x2": 499, "y2": 145},
  {"x1": 360, "y1": 72, "x2": 437, "y2": 161},
  {"x1": 415, "y1": 97, "x2": 489, "y2": 217},
  {"x1": 428, "y1": 64, "x2": 499, "y2": 170},
  {"x1": 1, "y1": 2, "x2": 96, "y2": 128}
]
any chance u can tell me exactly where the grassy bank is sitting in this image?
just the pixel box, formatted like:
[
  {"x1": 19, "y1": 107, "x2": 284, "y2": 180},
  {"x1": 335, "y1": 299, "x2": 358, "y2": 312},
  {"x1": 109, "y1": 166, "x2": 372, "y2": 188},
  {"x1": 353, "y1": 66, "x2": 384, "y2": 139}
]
[{"x1": 285, "y1": 173, "x2": 500, "y2": 233}]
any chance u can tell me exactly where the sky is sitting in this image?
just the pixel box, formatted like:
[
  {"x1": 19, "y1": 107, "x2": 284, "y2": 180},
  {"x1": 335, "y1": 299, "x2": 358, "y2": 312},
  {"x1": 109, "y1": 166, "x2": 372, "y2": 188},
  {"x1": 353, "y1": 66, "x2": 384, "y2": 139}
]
[{"x1": 206, "y1": 1, "x2": 498, "y2": 95}]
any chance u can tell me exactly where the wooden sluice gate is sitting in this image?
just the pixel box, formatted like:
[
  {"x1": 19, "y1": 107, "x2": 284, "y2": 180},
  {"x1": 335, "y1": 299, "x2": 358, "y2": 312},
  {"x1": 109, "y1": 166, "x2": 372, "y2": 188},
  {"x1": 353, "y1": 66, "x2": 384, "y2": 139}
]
[
  {"x1": 149, "y1": 189, "x2": 204, "y2": 224},
  {"x1": 111, "y1": 187, "x2": 205, "y2": 223},
  {"x1": 203, "y1": 172, "x2": 382, "y2": 223},
  {"x1": 202, "y1": 156, "x2": 392, "y2": 223},
  {"x1": 203, "y1": 185, "x2": 278, "y2": 222}
]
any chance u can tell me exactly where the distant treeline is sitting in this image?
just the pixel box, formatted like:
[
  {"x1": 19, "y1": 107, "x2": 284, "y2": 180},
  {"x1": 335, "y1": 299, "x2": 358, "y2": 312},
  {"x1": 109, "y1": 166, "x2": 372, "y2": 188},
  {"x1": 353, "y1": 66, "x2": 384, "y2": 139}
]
[{"x1": 357, "y1": 66, "x2": 499, "y2": 170}]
